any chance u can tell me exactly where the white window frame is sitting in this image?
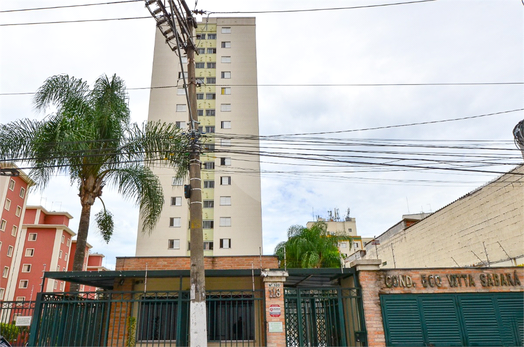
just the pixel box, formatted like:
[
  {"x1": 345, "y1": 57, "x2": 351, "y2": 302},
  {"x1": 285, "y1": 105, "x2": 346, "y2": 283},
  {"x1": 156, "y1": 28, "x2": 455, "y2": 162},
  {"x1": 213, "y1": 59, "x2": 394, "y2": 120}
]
[
  {"x1": 203, "y1": 241, "x2": 214, "y2": 250},
  {"x1": 5, "y1": 199, "x2": 11, "y2": 211},
  {"x1": 19, "y1": 280, "x2": 28, "y2": 289},
  {"x1": 220, "y1": 104, "x2": 231, "y2": 112},
  {"x1": 8, "y1": 179, "x2": 15, "y2": 190},
  {"x1": 221, "y1": 121, "x2": 231, "y2": 129},
  {"x1": 11, "y1": 225, "x2": 17, "y2": 237},
  {"x1": 221, "y1": 158, "x2": 231, "y2": 166},
  {"x1": 203, "y1": 220, "x2": 214, "y2": 229},
  {"x1": 220, "y1": 176, "x2": 231, "y2": 185},
  {"x1": 221, "y1": 71, "x2": 231, "y2": 79},
  {"x1": 172, "y1": 177, "x2": 184, "y2": 186},
  {"x1": 176, "y1": 104, "x2": 187, "y2": 112},
  {"x1": 220, "y1": 196, "x2": 231, "y2": 206},
  {"x1": 2, "y1": 267, "x2": 9, "y2": 278},
  {"x1": 59, "y1": 250, "x2": 63, "y2": 259},
  {"x1": 177, "y1": 88, "x2": 186, "y2": 95},
  {"x1": 171, "y1": 196, "x2": 182, "y2": 206},
  {"x1": 22, "y1": 264, "x2": 31, "y2": 273},
  {"x1": 169, "y1": 217, "x2": 182, "y2": 228},
  {"x1": 20, "y1": 187, "x2": 26, "y2": 198},
  {"x1": 28, "y1": 233, "x2": 37, "y2": 241},
  {"x1": 0, "y1": 288, "x2": 4, "y2": 300},
  {"x1": 221, "y1": 139, "x2": 231, "y2": 147},
  {"x1": 220, "y1": 238, "x2": 231, "y2": 249},
  {"x1": 25, "y1": 248, "x2": 34, "y2": 257},
  {"x1": 0, "y1": 220, "x2": 6, "y2": 231},
  {"x1": 61, "y1": 235, "x2": 65, "y2": 243},
  {"x1": 15, "y1": 206, "x2": 21, "y2": 217},
  {"x1": 219, "y1": 217, "x2": 231, "y2": 227},
  {"x1": 221, "y1": 41, "x2": 231, "y2": 48},
  {"x1": 221, "y1": 87, "x2": 231, "y2": 95},
  {"x1": 221, "y1": 56, "x2": 231, "y2": 63},
  {"x1": 7, "y1": 246, "x2": 13, "y2": 257},
  {"x1": 221, "y1": 27, "x2": 231, "y2": 34},
  {"x1": 168, "y1": 239, "x2": 180, "y2": 250}
]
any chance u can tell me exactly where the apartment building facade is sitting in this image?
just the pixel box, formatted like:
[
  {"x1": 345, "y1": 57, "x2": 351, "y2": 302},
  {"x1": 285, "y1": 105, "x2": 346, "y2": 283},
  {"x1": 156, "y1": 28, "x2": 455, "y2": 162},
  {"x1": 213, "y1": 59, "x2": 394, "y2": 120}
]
[{"x1": 136, "y1": 17, "x2": 263, "y2": 257}]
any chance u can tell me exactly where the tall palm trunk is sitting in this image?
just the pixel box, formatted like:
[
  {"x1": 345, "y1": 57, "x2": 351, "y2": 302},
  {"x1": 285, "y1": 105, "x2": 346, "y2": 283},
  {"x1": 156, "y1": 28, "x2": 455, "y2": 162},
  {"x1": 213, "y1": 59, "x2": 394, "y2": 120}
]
[{"x1": 69, "y1": 202, "x2": 91, "y2": 292}]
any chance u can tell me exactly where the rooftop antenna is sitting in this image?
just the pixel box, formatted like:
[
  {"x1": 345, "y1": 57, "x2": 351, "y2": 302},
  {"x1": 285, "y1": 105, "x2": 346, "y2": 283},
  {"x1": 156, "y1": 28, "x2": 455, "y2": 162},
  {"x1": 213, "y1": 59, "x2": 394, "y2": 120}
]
[{"x1": 345, "y1": 208, "x2": 351, "y2": 221}]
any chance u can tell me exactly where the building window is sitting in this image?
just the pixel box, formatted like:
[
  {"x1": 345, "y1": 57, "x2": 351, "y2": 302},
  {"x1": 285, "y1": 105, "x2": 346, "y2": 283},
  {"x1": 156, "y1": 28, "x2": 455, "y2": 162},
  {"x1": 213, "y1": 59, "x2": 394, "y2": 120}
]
[
  {"x1": 0, "y1": 220, "x2": 6, "y2": 231},
  {"x1": 207, "y1": 62, "x2": 216, "y2": 69},
  {"x1": 2, "y1": 267, "x2": 9, "y2": 278},
  {"x1": 205, "y1": 126, "x2": 215, "y2": 133},
  {"x1": 15, "y1": 206, "x2": 22, "y2": 217},
  {"x1": 221, "y1": 139, "x2": 231, "y2": 147},
  {"x1": 61, "y1": 235, "x2": 65, "y2": 243},
  {"x1": 196, "y1": 33, "x2": 206, "y2": 40},
  {"x1": 221, "y1": 41, "x2": 231, "y2": 48},
  {"x1": 172, "y1": 177, "x2": 184, "y2": 186},
  {"x1": 11, "y1": 225, "x2": 17, "y2": 237},
  {"x1": 65, "y1": 253, "x2": 68, "y2": 259},
  {"x1": 221, "y1": 56, "x2": 231, "y2": 63},
  {"x1": 178, "y1": 72, "x2": 189, "y2": 79},
  {"x1": 221, "y1": 158, "x2": 231, "y2": 166},
  {"x1": 203, "y1": 162, "x2": 215, "y2": 170},
  {"x1": 220, "y1": 104, "x2": 231, "y2": 112},
  {"x1": 221, "y1": 87, "x2": 231, "y2": 95},
  {"x1": 171, "y1": 197, "x2": 182, "y2": 206},
  {"x1": 168, "y1": 239, "x2": 180, "y2": 250},
  {"x1": 207, "y1": 33, "x2": 217, "y2": 40},
  {"x1": 177, "y1": 88, "x2": 186, "y2": 95},
  {"x1": 54, "y1": 281, "x2": 58, "y2": 290},
  {"x1": 169, "y1": 217, "x2": 181, "y2": 228},
  {"x1": 203, "y1": 181, "x2": 215, "y2": 189},
  {"x1": 221, "y1": 27, "x2": 231, "y2": 34},
  {"x1": 0, "y1": 241, "x2": 2, "y2": 251},
  {"x1": 204, "y1": 143, "x2": 215, "y2": 151},
  {"x1": 7, "y1": 246, "x2": 13, "y2": 257},
  {"x1": 176, "y1": 104, "x2": 187, "y2": 112},
  {"x1": 28, "y1": 233, "x2": 37, "y2": 241},
  {"x1": 220, "y1": 176, "x2": 231, "y2": 185},
  {"x1": 67, "y1": 239, "x2": 71, "y2": 247},
  {"x1": 204, "y1": 241, "x2": 214, "y2": 250},
  {"x1": 195, "y1": 62, "x2": 205, "y2": 69},
  {"x1": 221, "y1": 71, "x2": 231, "y2": 79},
  {"x1": 25, "y1": 248, "x2": 34, "y2": 257},
  {"x1": 4, "y1": 199, "x2": 11, "y2": 211},
  {"x1": 180, "y1": 56, "x2": 188, "y2": 64},
  {"x1": 197, "y1": 109, "x2": 204, "y2": 116},
  {"x1": 220, "y1": 196, "x2": 231, "y2": 206},
  {"x1": 354, "y1": 242, "x2": 360, "y2": 249},
  {"x1": 19, "y1": 280, "x2": 28, "y2": 289},
  {"x1": 205, "y1": 109, "x2": 215, "y2": 117},
  {"x1": 207, "y1": 48, "x2": 216, "y2": 54},
  {"x1": 8, "y1": 179, "x2": 15, "y2": 190},
  {"x1": 59, "y1": 250, "x2": 63, "y2": 259},
  {"x1": 175, "y1": 121, "x2": 187, "y2": 129},
  {"x1": 203, "y1": 220, "x2": 214, "y2": 229},
  {"x1": 206, "y1": 93, "x2": 216, "y2": 100},
  {"x1": 339, "y1": 243, "x2": 347, "y2": 248},
  {"x1": 0, "y1": 289, "x2": 4, "y2": 300},
  {"x1": 197, "y1": 48, "x2": 206, "y2": 54},
  {"x1": 196, "y1": 93, "x2": 204, "y2": 100},
  {"x1": 138, "y1": 297, "x2": 179, "y2": 341},
  {"x1": 206, "y1": 77, "x2": 216, "y2": 85},
  {"x1": 221, "y1": 121, "x2": 231, "y2": 129},
  {"x1": 220, "y1": 238, "x2": 231, "y2": 249},
  {"x1": 220, "y1": 217, "x2": 231, "y2": 227},
  {"x1": 203, "y1": 200, "x2": 214, "y2": 208}
]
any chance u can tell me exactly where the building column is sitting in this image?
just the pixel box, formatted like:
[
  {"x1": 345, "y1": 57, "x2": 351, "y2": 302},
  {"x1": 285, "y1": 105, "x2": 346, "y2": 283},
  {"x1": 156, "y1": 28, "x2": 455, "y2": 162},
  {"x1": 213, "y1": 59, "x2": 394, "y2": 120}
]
[
  {"x1": 350, "y1": 259, "x2": 385, "y2": 347},
  {"x1": 262, "y1": 270, "x2": 288, "y2": 347}
]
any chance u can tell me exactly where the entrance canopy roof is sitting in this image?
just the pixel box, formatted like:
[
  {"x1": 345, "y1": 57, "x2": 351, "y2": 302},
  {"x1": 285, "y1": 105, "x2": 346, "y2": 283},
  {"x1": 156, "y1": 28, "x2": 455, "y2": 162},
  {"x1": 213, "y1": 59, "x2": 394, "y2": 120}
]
[{"x1": 45, "y1": 268, "x2": 357, "y2": 290}]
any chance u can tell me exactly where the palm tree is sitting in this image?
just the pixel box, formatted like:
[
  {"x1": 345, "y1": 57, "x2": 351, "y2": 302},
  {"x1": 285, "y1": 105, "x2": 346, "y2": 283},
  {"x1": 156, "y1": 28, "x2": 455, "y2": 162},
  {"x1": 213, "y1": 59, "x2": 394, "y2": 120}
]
[
  {"x1": 0, "y1": 74, "x2": 190, "y2": 291},
  {"x1": 274, "y1": 222, "x2": 349, "y2": 268}
]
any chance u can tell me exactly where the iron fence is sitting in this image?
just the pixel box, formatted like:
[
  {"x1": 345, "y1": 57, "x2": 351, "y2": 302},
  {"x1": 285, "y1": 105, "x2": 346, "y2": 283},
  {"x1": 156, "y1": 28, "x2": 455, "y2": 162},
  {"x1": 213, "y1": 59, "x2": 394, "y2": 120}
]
[
  {"x1": 28, "y1": 289, "x2": 265, "y2": 347},
  {"x1": 0, "y1": 301, "x2": 35, "y2": 347}
]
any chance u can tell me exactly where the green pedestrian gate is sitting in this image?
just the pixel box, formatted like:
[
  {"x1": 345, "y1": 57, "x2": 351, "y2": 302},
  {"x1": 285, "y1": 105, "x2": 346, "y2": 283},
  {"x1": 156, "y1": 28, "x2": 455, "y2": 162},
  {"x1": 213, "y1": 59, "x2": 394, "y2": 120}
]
[
  {"x1": 381, "y1": 292, "x2": 524, "y2": 347},
  {"x1": 284, "y1": 287, "x2": 366, "y2": 347}
]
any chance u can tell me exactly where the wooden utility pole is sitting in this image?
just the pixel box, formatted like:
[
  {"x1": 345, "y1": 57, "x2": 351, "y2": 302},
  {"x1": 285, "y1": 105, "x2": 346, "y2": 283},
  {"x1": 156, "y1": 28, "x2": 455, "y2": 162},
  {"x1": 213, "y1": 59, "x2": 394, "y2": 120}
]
[{"x1": 144, "y1": 1, "x2": 207, "y2": 346}]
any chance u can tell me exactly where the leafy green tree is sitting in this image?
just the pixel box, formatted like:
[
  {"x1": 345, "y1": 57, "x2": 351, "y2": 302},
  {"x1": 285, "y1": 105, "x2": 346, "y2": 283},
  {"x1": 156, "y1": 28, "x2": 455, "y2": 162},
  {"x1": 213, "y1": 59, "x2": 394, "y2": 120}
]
[
  {"x1": 0, "y1": 74, "x2": 189, "y2": 290},
  {"x1": 274, "y1": 222, "x2": 350, "y2": 268}
]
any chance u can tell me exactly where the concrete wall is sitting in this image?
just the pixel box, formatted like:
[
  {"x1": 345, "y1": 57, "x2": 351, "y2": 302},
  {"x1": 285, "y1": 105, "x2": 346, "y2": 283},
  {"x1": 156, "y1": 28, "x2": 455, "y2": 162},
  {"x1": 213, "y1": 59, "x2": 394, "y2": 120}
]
[{"x1": 365, "y1": 165, "x2": 524, "y2": 268}]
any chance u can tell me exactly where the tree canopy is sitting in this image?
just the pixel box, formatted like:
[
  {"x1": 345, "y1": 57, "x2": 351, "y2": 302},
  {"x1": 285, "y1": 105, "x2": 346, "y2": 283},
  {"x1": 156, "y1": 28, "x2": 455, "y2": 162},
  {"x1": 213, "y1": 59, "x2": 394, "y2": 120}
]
[
  {"x1": 0, "y1": 74, "x2": 190, "y2": 289},
  {"x1": 274, "y1": 222, "x2": 350, "y2": 268}
]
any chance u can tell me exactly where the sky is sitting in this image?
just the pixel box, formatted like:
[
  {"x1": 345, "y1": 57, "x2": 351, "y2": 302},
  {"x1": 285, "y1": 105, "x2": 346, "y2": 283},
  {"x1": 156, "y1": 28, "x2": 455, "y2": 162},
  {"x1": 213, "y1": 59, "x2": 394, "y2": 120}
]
[{"x1": 1, "y1": 0, "x2": 523, "y2": 269}]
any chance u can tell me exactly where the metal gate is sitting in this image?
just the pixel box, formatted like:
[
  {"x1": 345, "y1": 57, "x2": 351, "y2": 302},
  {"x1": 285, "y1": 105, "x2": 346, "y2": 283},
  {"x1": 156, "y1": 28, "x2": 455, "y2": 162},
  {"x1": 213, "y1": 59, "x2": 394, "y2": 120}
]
[{"x1": 284, "y1": 287, "x2": 365, "y2": 347}]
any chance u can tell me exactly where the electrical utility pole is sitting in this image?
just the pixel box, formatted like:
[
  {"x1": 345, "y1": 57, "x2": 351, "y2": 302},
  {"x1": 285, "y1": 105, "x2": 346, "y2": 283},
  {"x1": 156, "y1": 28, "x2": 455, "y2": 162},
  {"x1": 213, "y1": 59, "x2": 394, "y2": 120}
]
[{"x1": 144, "y1": 1, "x2": 207, "y2": 346}]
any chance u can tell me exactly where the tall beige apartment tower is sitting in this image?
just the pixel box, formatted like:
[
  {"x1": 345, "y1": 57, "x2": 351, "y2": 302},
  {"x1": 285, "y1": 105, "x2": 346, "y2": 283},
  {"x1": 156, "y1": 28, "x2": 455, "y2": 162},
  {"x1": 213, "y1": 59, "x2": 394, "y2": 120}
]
[{"x1": 135, "y1": 17, "x2": 263, "y2": 257}]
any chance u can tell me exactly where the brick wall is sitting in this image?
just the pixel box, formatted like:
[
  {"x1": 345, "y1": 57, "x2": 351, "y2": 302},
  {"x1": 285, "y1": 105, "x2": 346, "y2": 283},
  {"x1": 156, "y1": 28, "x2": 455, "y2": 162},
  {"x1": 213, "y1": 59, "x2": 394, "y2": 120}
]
[
  {"x1": 358, "y1": 266, "x2": 524, "y2": 347},
  {"x1": 115, "y1": 255, "x2": 279, "y2": 271}
]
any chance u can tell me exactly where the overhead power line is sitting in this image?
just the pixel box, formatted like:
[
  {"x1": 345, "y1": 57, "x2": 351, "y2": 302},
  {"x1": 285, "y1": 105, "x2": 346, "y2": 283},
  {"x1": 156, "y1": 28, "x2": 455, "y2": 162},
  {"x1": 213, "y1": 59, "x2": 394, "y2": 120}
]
[{"x1": 0, "y1": 0, "x2": 141, "y2": 14}]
